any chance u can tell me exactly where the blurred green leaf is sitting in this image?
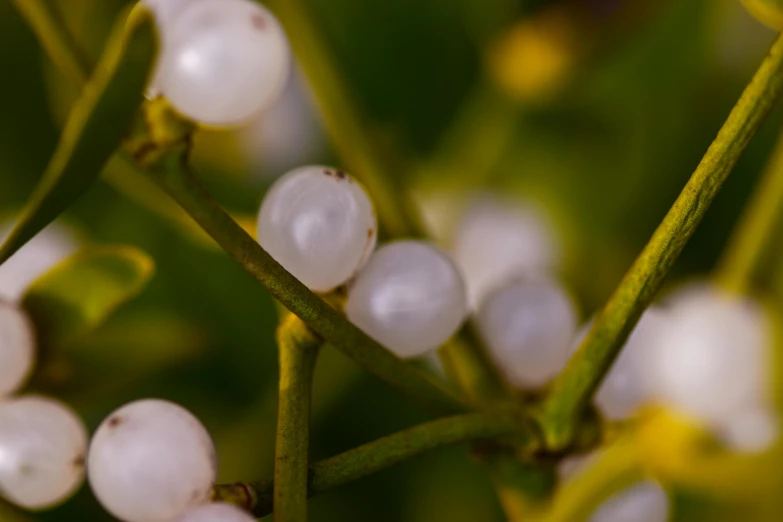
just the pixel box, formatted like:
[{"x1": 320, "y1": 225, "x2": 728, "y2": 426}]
[
  {"x1": 22, "y1": 245, "x2": 155, "y2": 348},
  {"x1": 0, "y1": 7, "x2": 156, "y2": 265}
]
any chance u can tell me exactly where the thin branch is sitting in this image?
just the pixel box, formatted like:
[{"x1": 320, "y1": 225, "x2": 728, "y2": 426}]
[
  {"x1": 716, "y1": 124, "x2": 783, "y2": 294},
  {"x1": 142, "y1": 138, "x2": 466, "y2": 416},
  {"x1": 537, "y1": 33, "x2": 783, "y2": 451},
  {"x1": 274, "y1": 315, "x2": 321, "y2": 522},
  {"x1": 213, "y1": 412, "x2": 530, "y2": 518}
]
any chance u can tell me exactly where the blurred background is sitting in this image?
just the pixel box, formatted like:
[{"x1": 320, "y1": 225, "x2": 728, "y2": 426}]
[{"x1": 1, "y1": 0, "x2": 782, "y2": 520}]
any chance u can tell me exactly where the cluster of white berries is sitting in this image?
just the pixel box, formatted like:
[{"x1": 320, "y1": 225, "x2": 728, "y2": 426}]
[
  {"x1": 257, "y1": 166, "x2": 469, "y2": 357},
  {"x1": 0, "y1": 222, "x2": 89, "y2": 511},
  {"x1": 87, "y1": 399, "x2": 254, "y2": 522},
  {"x1": 143, "y1": 0, "x2": 291, "y2": 127}
]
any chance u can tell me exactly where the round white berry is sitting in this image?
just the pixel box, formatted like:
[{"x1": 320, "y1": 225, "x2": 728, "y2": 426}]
[
  {"x1": 648, "y1": 284, "x2": 769, "y2": 427},
  {"x1": 257, "y1": 166, "x2": 377, "y2": 292},
  {"x1": 593, "y1": 308, "x2": 668, "y2": 420},
  {"x1": 0, "y1": 396, "x2": 88, "y2": 510},
  {"x1": 345, "y1": 241, "x2": 467, "y2": 358},
  {"x1": 0, "y1": 221, "x2": 79, "y2": 302},
  {"x1": 451, "y1": 195, "x2": 560, "y2": 309},
  {"x1": 0, "y1": 302, "x2": 35, "y2": 397},
  {"x1": 477, "y1": 277, "x2": 577, "y2": 388},
  {"x1": 88, "y1": 399, "x2": 217, "y2": 522},
  {"x1": 172, "y1": 502, "x2": 256, "y2": 522},
  {"x1": 157, "y1": 0, "x2": 290, "y2": 126},
  {"x1": 589, "y1": 481, "x2": 669, "y2": 522}
]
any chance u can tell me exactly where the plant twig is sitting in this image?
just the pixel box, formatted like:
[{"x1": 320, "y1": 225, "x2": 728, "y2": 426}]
[
  {"x1": 537, "y1": 34, "x2": 783, "y2": 451},
  {"x1": 213, "y1": 412, "x2": 530, "y2": 517},
  {"x1": 274, "y1": 315, "x2": 321, "y2": 522},
  {"x1": 717, "y1": 125, "x2": 783, "y2": 294},
  {"x1": 142, "y1": 138, "x2": 466, "y2": 416}
]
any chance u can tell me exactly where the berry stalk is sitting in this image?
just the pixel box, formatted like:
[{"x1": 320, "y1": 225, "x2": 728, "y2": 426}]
[
  {"x1": 538, "y1": 33, "x2": 783, "y2": 451},
  {"x1": 215, "y1": 411, "x2": 529, "y2": 517}
]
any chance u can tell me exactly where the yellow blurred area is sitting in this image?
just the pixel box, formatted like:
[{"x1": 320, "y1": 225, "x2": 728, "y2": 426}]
[
  {"x1": 742, "y1": 0, "x2": 783, "y2": 30},
  {"x1": 487, "y1": 8, "x2": 579, "y2": 102}
]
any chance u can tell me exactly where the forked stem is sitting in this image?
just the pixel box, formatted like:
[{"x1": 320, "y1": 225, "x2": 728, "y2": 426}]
[
  {"x1": 214, "y1": 411, "x2": 529, "y2": 517},
  {"x1": 538, "y1": 33, "x2": 783, "y2": 451}
]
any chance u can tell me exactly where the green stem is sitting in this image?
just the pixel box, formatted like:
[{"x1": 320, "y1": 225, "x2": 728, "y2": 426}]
[
  {"x1": 274, "y1": 315, "x2": 321, "y2": 522},
  {"x1": 213, "y1": 412, "x2": 529, "y2": 518},
  {"x1": 537, "y1": 33, "x2": 783, "y2": 451},
  {"x1": 261, "y1": 0, "x2": 425, "y2": 238},
  {"x1": 144, "y1": 143, "x2": 465, "y2": 416},
  {"x1": 9, "y1": 0, "x2": 90, "y2": 87},
  {"x1": 716, "y1": 125, "x2": 783, "y2": 294}
]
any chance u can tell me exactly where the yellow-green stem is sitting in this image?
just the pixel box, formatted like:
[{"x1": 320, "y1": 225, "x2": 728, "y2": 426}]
[
  {"x1": 538, "y1": 33, "x2": 783, "y2": 451},
  {"x1": 274, "y1": 315, "x2": 321, "y2": 522},
  {"x1": 214, "y1": 412, "x2": 529, "y2": 517},
  {"x1": 717, "y1": 125, "x2": 783, "y2": 294}
]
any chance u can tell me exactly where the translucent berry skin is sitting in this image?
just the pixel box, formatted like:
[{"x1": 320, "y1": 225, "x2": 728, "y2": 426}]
[
  {"x1": 648, "y1": 284, "x2": 769, "y2": 427},
  {"x1": 477, "y1": 277, "x2": 577, "y2": 388},
  {"x1": 345, "y1": 241, "x2": 468, "y2": 358},
  {"x1": 0, "y1": 302, "x2": 35, "y2": 397},
  {"x1": 172, "y1": 502, "x2": 257, "y2": 522},
  {"x1": 0, "y1": 222, "x2": 78, "y2": 302},
  {"x1": 451, "y1": 195, "x2": 559, "y2": 309},
  {"x1": 257, "y1": 166, "x2": 377, "y2": 292},
  {"x1": 157, "y1": 0, "x2": 290, "y2": 126},
  {"x1": 0, "y1": 396, "x2": 88, "y2": 510},
  {"x1": 88, "y1": 399, "x2": 217, "y2": 522},
  {"x1": 589, "y1": 481, "x2": 669, "y2": 522}
]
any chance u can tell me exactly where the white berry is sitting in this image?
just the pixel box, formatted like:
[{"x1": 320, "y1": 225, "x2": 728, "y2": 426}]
[
  {"x1": 648, "y1": 284, "x2": 769, "y2": 427},
  {"x1": 0, "y1": 396, "x2": 88, "y2": 510},
  {"x1": 451, "y1": 195, "x2": 560, "y2": 309},
  {"x1": 173, "y1": 502, "x2": 256, "y2": 522},
  {"x1": 477, "y1": 277, "x2": 577, "y2": 388},
  {"x1": 593, "y1": 308, "x2": 668, "y2": 420},
  {"x1": 157, "y1": 0, "x2": 290, "y2": 126},
  {"x1": 345, "y1": 241, "x2": 467, "y2": 358},
  {"x1": 589, "y1": 481, "x2": 669, "y2": 522},
  {"x1": 88, "y1": 399, "x2": 217, "y2": 522},
  {"x1": 0, "y1": 302, "x2": 35, "y2": 397},
  {"x1": 257, "y1": 166, "x2": 377, "y2": 292},
  {"x1": 0, "y1": 221, "x2": 79, "y2": 302}
]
